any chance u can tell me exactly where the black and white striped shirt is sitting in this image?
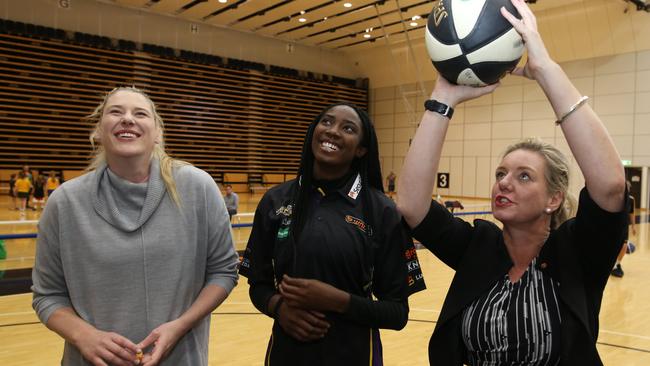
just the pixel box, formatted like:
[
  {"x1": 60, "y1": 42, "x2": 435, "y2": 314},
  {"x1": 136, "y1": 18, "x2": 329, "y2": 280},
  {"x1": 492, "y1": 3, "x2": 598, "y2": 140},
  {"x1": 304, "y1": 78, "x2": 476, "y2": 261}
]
[{"x1": 461, "y1": 257, "x2": 561, "y2": 365}]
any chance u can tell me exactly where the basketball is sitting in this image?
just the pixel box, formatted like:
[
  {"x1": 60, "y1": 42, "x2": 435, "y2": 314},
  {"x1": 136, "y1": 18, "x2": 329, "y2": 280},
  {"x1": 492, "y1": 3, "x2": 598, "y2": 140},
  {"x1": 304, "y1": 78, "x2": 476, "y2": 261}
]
[{"x1": 425, "y1": 0, "x2": 525, "y2": 86}]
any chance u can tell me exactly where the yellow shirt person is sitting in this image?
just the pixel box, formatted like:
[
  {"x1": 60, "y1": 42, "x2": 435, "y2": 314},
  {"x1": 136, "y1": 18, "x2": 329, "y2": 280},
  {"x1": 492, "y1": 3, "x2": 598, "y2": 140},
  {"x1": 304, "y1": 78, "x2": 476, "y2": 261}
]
[
  {"x1": 15, "y1": 177, "x2": 32, "y2": 195},
  {"x1": 15, "y1": 174, "x2": 32, "y2": 215},
  {"x1": 46, "y1": 176, "x2": 60, "y2": 194}
]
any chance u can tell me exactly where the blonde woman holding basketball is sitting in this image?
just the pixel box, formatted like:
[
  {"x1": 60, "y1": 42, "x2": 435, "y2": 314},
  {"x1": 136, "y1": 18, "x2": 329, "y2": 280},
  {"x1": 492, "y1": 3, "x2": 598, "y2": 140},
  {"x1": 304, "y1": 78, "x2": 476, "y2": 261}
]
[{"x1": 399, "y1": 0, "x2": 628, "y2": 364}]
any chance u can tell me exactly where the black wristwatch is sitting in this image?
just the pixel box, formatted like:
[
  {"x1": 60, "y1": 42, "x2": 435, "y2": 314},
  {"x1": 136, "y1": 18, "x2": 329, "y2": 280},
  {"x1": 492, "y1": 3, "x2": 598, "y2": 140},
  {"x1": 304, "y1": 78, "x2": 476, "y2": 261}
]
[{"x1": 424, "y1": 99, "x2": 454, "y2": 119}]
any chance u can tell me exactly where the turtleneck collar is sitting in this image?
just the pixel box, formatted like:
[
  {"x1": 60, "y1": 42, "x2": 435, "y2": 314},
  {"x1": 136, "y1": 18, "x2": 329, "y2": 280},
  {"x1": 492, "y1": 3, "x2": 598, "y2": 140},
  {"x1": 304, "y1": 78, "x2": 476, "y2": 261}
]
[{"x1": 92, "y1": 158, "x2": 167, "y2": 232}]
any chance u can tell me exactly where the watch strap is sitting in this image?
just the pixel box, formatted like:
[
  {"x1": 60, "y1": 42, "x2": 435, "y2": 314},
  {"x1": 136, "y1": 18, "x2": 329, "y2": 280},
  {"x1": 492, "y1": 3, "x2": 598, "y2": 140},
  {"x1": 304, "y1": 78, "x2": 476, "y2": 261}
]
[{"x1": 424, "y1": 99, "x2": 454, "y2": 119}]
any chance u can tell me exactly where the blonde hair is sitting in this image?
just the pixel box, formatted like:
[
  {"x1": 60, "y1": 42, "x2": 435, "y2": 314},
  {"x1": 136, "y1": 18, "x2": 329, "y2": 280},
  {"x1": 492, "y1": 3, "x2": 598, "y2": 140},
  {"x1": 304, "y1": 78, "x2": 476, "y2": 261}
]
[
  {"x1": 503, "y1": 138, "x2": 577, "y2": 229},
  {"x1": 87, "y1": 86, "x2": 188, "y2": 207}
]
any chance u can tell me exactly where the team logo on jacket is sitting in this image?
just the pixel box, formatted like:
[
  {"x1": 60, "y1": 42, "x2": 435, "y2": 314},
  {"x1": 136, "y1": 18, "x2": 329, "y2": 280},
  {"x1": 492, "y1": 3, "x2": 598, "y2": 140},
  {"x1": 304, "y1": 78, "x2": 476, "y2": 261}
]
[
  {"x1": 277, "y1": 227, "x2": 289, "y2": 240},
  {"x1": 345, "y1": 215, "x2": 368, "y2": 234},
  {"x1": 275, "y1": 204, "x2": 292, "y2": 217}
]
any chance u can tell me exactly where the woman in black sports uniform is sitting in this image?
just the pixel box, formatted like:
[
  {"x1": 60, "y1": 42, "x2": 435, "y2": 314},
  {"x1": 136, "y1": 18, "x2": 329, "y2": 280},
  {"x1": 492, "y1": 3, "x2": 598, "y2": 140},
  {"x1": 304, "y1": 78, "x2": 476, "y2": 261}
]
[{"x1": 240, "y1": 102, "x2": 425, "y2": 365}]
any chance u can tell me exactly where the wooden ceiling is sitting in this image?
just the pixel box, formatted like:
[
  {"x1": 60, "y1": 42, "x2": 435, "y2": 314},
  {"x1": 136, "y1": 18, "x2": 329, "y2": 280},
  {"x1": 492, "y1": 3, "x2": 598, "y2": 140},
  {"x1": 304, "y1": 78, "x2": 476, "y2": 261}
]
[{"x1": 109, "y1": 0, "x2": 584, "y2": 51}]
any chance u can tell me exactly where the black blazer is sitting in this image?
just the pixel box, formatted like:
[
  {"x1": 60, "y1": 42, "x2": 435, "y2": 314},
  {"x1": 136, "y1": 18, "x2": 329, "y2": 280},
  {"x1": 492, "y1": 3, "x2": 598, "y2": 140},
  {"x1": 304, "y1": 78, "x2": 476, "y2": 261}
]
[{"x1": 412, "y1": 188, "x2": 628, "y2": 365}]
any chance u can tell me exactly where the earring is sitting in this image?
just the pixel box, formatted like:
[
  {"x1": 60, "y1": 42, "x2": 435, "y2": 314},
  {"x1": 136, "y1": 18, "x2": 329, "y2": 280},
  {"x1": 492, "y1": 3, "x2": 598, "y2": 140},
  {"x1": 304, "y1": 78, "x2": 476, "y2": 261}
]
[{"x1": 545, "y1": 208, "x2": 552, "y2": 214}]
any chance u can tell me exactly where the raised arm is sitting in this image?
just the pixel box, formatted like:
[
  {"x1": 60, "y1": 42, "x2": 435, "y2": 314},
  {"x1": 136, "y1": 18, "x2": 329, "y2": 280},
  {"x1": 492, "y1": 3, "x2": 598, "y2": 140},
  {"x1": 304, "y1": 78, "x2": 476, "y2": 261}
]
[
  {"x1": 502, "y1": 0, "x2": 625, "y2": 211},
  {"x1": 397, "y1": 77, "x2": 496, "y2": 228}
]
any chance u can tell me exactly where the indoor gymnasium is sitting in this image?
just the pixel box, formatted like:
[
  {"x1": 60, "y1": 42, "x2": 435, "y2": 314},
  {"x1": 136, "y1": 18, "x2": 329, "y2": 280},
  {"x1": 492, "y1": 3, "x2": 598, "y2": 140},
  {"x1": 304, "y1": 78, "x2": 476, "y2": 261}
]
[{"x1": 1, "y1": 0, "x2": 650, "y2": 364}]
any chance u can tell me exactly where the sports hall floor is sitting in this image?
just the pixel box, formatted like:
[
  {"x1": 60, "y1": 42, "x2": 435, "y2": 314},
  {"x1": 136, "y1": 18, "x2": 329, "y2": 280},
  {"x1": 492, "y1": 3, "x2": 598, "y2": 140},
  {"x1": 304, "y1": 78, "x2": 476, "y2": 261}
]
[{"x1": 1, "y1": 193, "x2": 649, "y2": 365}]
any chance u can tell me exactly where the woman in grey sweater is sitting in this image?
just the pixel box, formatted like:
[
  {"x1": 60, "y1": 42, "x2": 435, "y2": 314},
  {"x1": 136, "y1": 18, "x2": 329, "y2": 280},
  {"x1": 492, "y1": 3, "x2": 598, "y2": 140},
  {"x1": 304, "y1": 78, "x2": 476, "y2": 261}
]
[{"x1": 32, "y1": 87, "x2": 239, "y2": 366}]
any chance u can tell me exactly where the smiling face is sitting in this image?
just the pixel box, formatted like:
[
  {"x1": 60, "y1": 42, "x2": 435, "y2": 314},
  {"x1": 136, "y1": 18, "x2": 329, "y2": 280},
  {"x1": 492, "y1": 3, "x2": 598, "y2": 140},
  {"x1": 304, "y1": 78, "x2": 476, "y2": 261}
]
[
  {"x1": 311, "y1": 105, "x2": 367, "y2": 180},
  {"x1": 491, "y1": 149, "x2": 562, "y2": 227},
  {"x1": 94, "y1": 90, "x2": 161, "y2": 164}
]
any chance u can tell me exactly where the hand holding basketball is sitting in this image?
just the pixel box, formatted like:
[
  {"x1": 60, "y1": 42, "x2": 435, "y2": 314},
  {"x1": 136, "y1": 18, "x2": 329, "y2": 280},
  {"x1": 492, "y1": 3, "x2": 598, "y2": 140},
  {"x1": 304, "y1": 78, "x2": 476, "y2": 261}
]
[
  {"x1": 425, "y1": 0, "x2": 524, "y2": 86},
  {"x1": 430, "y1": 74, "x2": 499, "y2": 109},
  {"x1": 500, "y1": 0, "x2": 554, "y2": 80}
]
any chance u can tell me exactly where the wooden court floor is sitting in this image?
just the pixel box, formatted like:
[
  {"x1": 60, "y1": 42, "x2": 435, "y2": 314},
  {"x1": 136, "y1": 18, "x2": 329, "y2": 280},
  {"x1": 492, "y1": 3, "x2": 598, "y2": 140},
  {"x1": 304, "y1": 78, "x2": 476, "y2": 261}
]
[{"x1": 1, "y1": 193, "x2": 649, "y2": 365}]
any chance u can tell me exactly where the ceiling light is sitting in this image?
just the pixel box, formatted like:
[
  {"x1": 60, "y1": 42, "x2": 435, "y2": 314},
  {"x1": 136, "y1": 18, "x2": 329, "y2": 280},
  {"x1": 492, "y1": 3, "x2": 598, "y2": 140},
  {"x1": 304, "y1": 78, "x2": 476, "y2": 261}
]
[
  {"x1": 411, "y1": 15, "x2": 421, "y2": 21},
  {"x1": 363, "y1": 34, "x2": 371, "y2": 38},
  {"x1": 410, "y1": 21, "x2": 418, "y2": 26},
  {"x1": 299, "y1": 18, "x2": 306, "y2": 22},
  {"x1": 300, "y1": 10, "x2": 306, "y2": 15},
  {"x1": 323, "y1": 16, "x2": 328, "y2": 20},
  {"x1": 343, "y1": 2, "x2": 352, "y2": 8},
  {"x1": 218, "y1": 0, "x2": 227, "y2": 3}
]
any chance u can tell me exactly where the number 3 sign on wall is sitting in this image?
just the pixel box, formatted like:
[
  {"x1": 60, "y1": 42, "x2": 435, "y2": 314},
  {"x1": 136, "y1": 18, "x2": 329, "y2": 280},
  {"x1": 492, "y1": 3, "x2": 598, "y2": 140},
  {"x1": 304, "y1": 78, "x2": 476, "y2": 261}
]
[{"x1": 437, "y1": 173, "x2": 449, "y2": 189}]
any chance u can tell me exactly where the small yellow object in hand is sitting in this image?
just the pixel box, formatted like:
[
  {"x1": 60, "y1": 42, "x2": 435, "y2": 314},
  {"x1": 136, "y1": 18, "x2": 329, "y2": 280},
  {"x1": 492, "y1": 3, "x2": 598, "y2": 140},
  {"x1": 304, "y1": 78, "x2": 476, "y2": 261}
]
[{"x1": 136, "y1": 350, "x2": 144, "y2": 362}]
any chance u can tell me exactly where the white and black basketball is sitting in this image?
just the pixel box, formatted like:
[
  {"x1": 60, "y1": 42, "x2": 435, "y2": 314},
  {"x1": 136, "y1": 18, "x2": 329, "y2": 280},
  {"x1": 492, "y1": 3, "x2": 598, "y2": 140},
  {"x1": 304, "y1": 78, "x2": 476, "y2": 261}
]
[{"x1": 425, "y1": 0, "x2": 524, "y2": 86}]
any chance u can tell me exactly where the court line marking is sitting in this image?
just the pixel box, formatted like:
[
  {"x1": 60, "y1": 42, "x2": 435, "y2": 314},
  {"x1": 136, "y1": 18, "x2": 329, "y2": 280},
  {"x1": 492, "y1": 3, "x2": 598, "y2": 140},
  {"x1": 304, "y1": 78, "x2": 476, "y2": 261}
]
[
  {"x1": 2, "y1": 307, "x2": 649, "y2": 341},
  {"x1": 0, "y1": 257, "x2": 35, "y2": 262},
  {"x1": 1, "y1": 308, "x2": 649, "y2": 337},
  {"x1": 0, "y1": 321, "x2": 40, "y2": 327},
  {"x1": 0, "y1": 311, "x2": 34, "y2": 317},
  {"x1": 597, "y1": 342, "x2": 650, "y2": 353},
  {"x1": 1, "y1": 309, "x2": 649, "y2": 342},
  {"x1": 407, "y1": 312, "x2": 650, "y2": 341},
  {"x1": 0, "y1": 307, "x2": 436, "y2": 316},
  {"x1": 405, "y1": 319, "x2": 650, "y2": 353},
  {"x1": 0, "y1": 293, "x2": 30, "y2": 299},
  {"x1": 1, "y1": 314, "x2": 649, "y2": 353},
  {"x1": 0, "y1": 220, "x2": 38, "y2": 225},
  {"x1": 410, "y1": 307, "x2": 440, "y2": 313},
  {"x1": 600, "y1": 329, "x2": 650, "y2": 341}
]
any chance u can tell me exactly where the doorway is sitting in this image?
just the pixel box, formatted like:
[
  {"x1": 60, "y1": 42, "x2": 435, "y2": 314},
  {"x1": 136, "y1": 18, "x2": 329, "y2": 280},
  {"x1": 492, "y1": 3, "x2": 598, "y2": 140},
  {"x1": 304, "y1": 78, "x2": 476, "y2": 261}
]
[{"x1": 625, "y1": 167, "x2": 642, "y2": 209}]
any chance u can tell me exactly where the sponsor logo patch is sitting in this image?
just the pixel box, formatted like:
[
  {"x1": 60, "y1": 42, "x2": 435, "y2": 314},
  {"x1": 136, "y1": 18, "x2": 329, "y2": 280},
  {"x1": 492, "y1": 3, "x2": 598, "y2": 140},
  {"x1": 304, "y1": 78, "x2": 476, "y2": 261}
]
[
  {"x1": 407, "y1": 260, "x2": 420, "y2": 271},
  {"x1": 275, "y1": 204, "x2": 292, "y2": 217},
  {"x1": 345, "y1": 215, "x2": 368, "y2": 233},
  {"x1": 348, "y1": 174, "x2": 362, "y2": 200},
  {"x1": 277, "y1": 227, "x2": 289, "y2": 240}
]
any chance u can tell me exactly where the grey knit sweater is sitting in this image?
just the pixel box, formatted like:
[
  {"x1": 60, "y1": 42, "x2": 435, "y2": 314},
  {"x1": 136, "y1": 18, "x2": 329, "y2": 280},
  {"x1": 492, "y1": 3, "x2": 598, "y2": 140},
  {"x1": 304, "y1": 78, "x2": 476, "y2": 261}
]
[{"x1": 32, "y1": 159, "x2": 239, "y2": 365}]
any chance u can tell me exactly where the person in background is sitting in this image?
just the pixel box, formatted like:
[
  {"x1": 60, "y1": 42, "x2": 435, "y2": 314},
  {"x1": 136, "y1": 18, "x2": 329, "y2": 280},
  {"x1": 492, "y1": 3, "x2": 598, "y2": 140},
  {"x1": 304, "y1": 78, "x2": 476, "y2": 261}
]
[
  {"x1": 32, "y1": 174, "x2": 46, "y2": 210},
  {"x1": 610, "y1": 181, "x2": 636, "y2": 278},
  {"x1": 46, "y1": 170, "x2": 60, "y2": 198},
  {"x1": 443, "y1": 200, "x2": 464, "y2": 213},
  {"x1": 32, "y1": 86, "x2": 239, "y2": 366},
  {"x1": 223, "y1": 184, "x2": 239, "y2": 221},
  {"x1": 386, "y1": 171, "x2": 397, "y2": 199},
  {"x1": 397, "y1": 0, "x2": 628, "y2": 364},
  {"x1": 8, "y1": 173, "x2": 18, "y2": 210},
  {"x1": 21, "y1": 165, "x2": 35, "y2": 211},
  {"x1": 14, "y1": 171, "x2": 32, "y2": 216}
]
